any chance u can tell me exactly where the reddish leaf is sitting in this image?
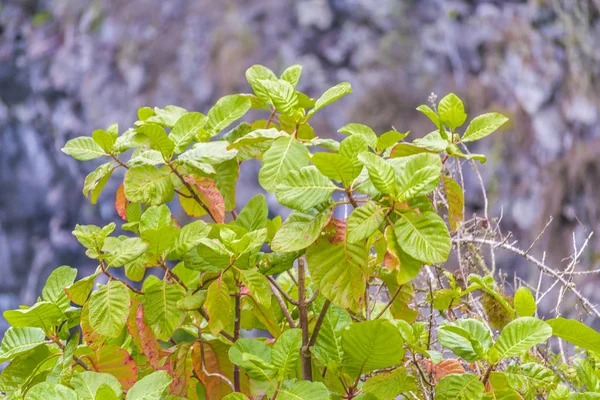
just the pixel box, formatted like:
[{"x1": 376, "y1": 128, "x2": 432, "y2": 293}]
[
  {"x1": 192, "y1": 341, "x2": 249, "y2": 400},
  {"x1": 323, "y1": 218, "x2": 347, "y2": 243},
  {"x1": 384, "y1": 250, "x2": 399, "y2": 271},
  {"x1": 442, "y1": 176, "x2": 464, "y2": 232},
  {"x1": 81, "y1": 303, "x2": 105, "y2": 350},
  {"x1": 425, "y1": 359, "x2": 466, "y2": 382},
  {"x1": 183, "y1": 175, "x2": 225, "y2": 223},
  {"x1": 127, "y1": 301, "x2": 161, "y2": 369},
  {"x1": 168, "y1": 342, "x2": 194, "y2": 396},
  {"x1": 115, "y1": 184, "x2": 128, "y2": 220},
  {"x1": 86, "y1": 345, "x2": 138, "y2": 389}
]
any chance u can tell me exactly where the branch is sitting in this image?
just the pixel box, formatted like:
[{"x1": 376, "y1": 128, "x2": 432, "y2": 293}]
[
  {"x1": 167, "y1": 161, "x2": 218, "y2": 222},
  {"x1": 51, "y1": 336, "x2": 91, "y2": 371},
  {"x1": 374, "y1": 285, "x2": 403, "y2": 319},
  {"x1": 269, "y1": 282, "x2": 296, "y2": 328},
  {"x1": 297, "y1": 256, "x2": 313, "y2": 381},
  {"x1": 99, "y1": 262, "x2": 143, "y2": 294},
  {"x1": 267, "y1": 276, "x2": 299, "y2": 306},
  {"x1": 197, "y1": 308, "x2": 235, "y2": 342},
  {"x1": 308, "y1": 300, "x2": 331, "y2": 349}
]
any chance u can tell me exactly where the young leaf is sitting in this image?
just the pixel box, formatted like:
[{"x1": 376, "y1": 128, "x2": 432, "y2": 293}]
[
  {"x1": 412, "y1": 130, "x2": 448, "y2": 152},
  {"x1": 167, "y1": 220, "x2": 211, "y2": 260},
  {"x1": 438, "y1": 319, "x2": 492, "y2": 362},
  {"x1": 258, "y1": 135, "x2": 310, "y2": 192},
  {"x1": 275, "y1": 166, "x2": 338, "y2": 210},
  {"x1": 88, "y1": 281, "x2": 131, "y2": 338},
  {"x1": 395, "y1": 153, "x2": 442, "y2": 201},
  {"x1": 206, "y1": 94, "x2": 251, "y2": 135},
  {"x1": 240, "y1": 269, "x2": 271, "y2": 308},
  {"x1": 125, "y1": 370, "x2": 172, "y2": 400},
  {"x1": 346, "y1": 202, "x2": 385, "y2": 243},
  {"x1": 435, "y1": 373, "x2": 484, "y2": 400},
  {"x1": 462, "y1": 112, "x2": 508, "y2": 143},
  {"x1": 376, "y1": 130, "x2": 409, "y2": 152},
  {"x1": 42, "y1": 265, "x2": 77, "y2": 311},
  {"x1": 128, "y1": 149, "x2": 165, "y2": 167},
  {"x1": 491, "y1": 317, "x2": 552, "y2": 361},
  {"x1": 257, "y1": 79, "x2": 298, "y2": 116},
  {"x1": 416, "y1": 104, "x2": 442, "y2": 129},
  {"x1": 82, "y1": 162, "x2": 113, "y2": 204},
  {"x1": 246, "y1": 64, "x2": 278, "y2": 102},
  {"x1": 227, "y1": 128, "x2": 287, "y2": 160},
  {"x1": 169, "y1": 112, "x2": 207, "y2": 153},
  {"x1": 357, "y1": 152, "x2": 398, "y2": 196},
  {"x1": 395, "y1": 211, "x2": 451, "y2": 264},
  {"x1": 235, "y1": 194, "x2": 269, "y2": 232},
  {"x1": 306, "y1": 221, "x2": 368, "y2": 312},
  {"x1": 92, "y1": 124, "x2": 118, "y2": 152},
  {"x1": 124, "y1": 165, "x2": 175, "y2": 206},
  {"x1": 339, "y1": 123, "x2": 378, "y2": 149},
  {"x1": 306, "y1": 82, "x2": 352, "y2": 120},
  {"x1": 205, "y1": 277, "x2": 232, "y2": 335},
  {"x1": 438, "y1": 93, "x2": 467, "y2": 129},
  {"x1": 342, "y1": 319, "x2": 404, "y2": 377},
  {"x1": 280, "y1": 64, "x2": 302, "y2": 87},
  {"x1": 442, "y1": 175, "x2": 464, "y2": 232},
  {"x1": 546, "y1": 318, "x2": 600, "y2": 355},
  {"x1": 514, "y1": 287, "x2": 536, "y2": 317},
  {"x1": 137, "y1": 123, "x2": 174, "y2": 159},
  {"x1": 272, "y1": 328, "x2": 302, "y2": 379},
  {"x1": 62, "y1": 137, "x2": 107, "y2": 161}
]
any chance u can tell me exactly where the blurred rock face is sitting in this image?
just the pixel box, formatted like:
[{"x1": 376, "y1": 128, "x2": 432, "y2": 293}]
[{"x1": 1, "y1": 0, "x2": 599, "y2": 332}]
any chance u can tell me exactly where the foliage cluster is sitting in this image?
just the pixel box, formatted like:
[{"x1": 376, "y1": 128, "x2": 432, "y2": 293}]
[{"x1": 1, "y1": 64, "x2": 599, "y2": 400}]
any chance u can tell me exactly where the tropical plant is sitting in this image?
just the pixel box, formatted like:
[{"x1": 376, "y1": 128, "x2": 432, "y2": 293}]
[{"x1": 1, "y1": 64, "x2": 599, "y2": 400}]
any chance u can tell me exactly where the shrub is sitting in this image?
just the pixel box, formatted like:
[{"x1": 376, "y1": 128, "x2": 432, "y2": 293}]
[{"x1": 1, "y1": 64, "x2": 599, "y2": 399}]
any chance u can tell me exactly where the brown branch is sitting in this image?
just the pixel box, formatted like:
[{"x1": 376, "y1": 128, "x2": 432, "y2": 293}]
[
  {"x1": 308, "y1": 300, "x2": 331, "y2": 349},
  {"x1": 51, "y1": 336, "x2": 91, "y2": 371},
  {"x1": 481, "y1": 364, "x2": 495, "y2": 385},
  {"x1": 297, "y1": 256, "x2": 313, "y2": 381},
  {"x1": 197, "y1": 308, "x2": 235, "y2": 342},
  {"x1": 167, "y1": 161, "x2": 217, "y2": 222},
  {"x1": 110, "y1": 154, "x2": 129, "y2": 169},
  {"x1": 269, "y1": 282, "x2": 296, "y2": 328},
  {"x1": 267, "y1": 276, "x2": 299, "y2": 306},
  {"x1": 99, "y1": 262, "x2": 143, "y2": 294},
  {"x1": 265, "y1": 108, "x2": 277, "y2": 128},
  {"x1": 160, "y1": 261, "x2": 188, "y2": 291},
  {"x1": 374, "y1": 285, "x2": 403, "y2": 319}
]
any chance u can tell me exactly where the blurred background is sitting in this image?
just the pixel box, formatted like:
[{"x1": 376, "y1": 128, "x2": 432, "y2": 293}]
[{"x1": 1, "y1": 0, "x2": 600, "y2": 335}]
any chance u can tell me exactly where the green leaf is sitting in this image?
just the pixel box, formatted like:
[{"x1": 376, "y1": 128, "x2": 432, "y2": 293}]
[
  {"x1": 514, "y1": 287, "x2": 536, "y2": 317},
  {"x1": 575, "y1": 359, "x2": 600, "y2": 393},
  {"x1": 228, "y1": 339, "x2": 275, "y2": 381},
  {"x1": 347, "y1": 202, "x2": 385, "y2": 243},
  {"x1": 206, "y1": 277, "x2": 232, "y2": 335},
  {"x1": 126, "y1": 370, "x2": 172, "y2": 400},
  {"x1": 259, "y1": 135, "x2": 310, "y2": 192},
  {"x1": 228, "y1": 128, "x2": 288, "y2": 160},
  {"x1": 547, "y1": 318, "x2": 600, "y2": 355},
  {"x1": 306, "y1": 82, "x2": 352, "y2": 120},
  {"x1": 307, "y1": 224, "x2": 368, "y2": 312},
  {"x1": 436, "y1": 373, "x2": 484, "y2": 400},
  {"x1": 0, "y1": 327, "x2": 46, "y2": 363},
  {"x1": 246, "y1": 64, "x2": 278, "y2": 102},
  {"x1": 71, "y1": 371, "x2": 123, "y2": 399},
  {"x1": 235, "y1": 194, "x2": 268, "y2": 232},
  {"x1": 376, "y1": 130, "x2": 409, "y2": 152},
  {"x1": 491, "y1": 317, "x2": 552, "y2": 361},
  {"x1": 88, "y1": 281, "x2": 131, "y2": 338},
  {"x1": 62, "y1": 137, "x2": 107, "y2": 161},
  {"x1": 144, "y1": 105, "x2": 187, "y2": 128},
  {"x1": 395, "y1": 211, "x2": 451, "y2": 264},
  {"x1": 206, "y1": 94, "x2": 251, "y2": 135},
  {"x1": 272, "y1": 328, "x2": 302, "y2": 379},
  {"x1": 214, "y1": 158, "x2": 239, "y2": 211},
  {"x1": 438, "y1": 319, "x2": 492, "y2": 362},
  {"x1": 413, "y1": 130, "x2": 448, "y2": 152},
  {"x1": 42, "y1": 265, "x2": 77, "y2": 311},
  {"x1": 258, "y1": 79, "x2": 298, "y2": 116},
  {"x1": 358, "y1": 152, "x2": 397, "y2": 196},
  {"x1": 143, "y1": 280, "x2": 186, "y2": 340},
  {"x1": 169, "y1": 112, "x2": 207, "y2": 153},
  {"x1": 92, "y1": 124, "x2": 118, "y2": 152},
  {"x1": 280, "y1": 65, "x2": 302, "y2": 87},
  {"x1": 363, "y1": 367, "x2": 418, "y2": 399},
  {"x1": 83, "y1": 162, "x2": 113, "y2": 204},
  {"x1": 106, "y1": 237, "x2": 149, "y2": 267},
  {"x1": 3, "y1": 301, "x2": 63, "y2": 333},
  {"x1": 25, "y1": 383, "x2": 78, "y2": 400},
  {"x1": 438, "y1": 93, "x2": 467, "y2": 129},
  {"x1": 167, "y1": 220, "x2": 211, "y2": 259},
  {"x1": 240, "y1": 269, "x2": 272, "y2": 308},
  {"x1": 395, "y1": 153, "x2": 442, "y2": 201},
  {"x1": 503, "y1": 363, "x2": 557, "y2": 398},
  {"x1": 385, "y1": 227, "x2": 423, "y2": 285},
  {"x1": 342, "y1": 319, "x2": 404, "y2": 377},
  {"x1": 222, "y1": 394, "x2": 250, "y2": 400},
  {"x1": 416, "y1": 105, "x2": 442, "y2": 129},
  {"x1": 275, "y1": 166, "x2": 338, "y2": 210},
  {"x1": 446, "y1": 143, "x2": 487, "y2": 163},
  {"x1": 137, "y1": 123, "x2": 175, "y2": 159},
  {"x1": 124, "y1": 165, "x2": 174, "y2": 205},
  {"x1": 339, "y1": 123, "x2": 377, "y2": 149},
  {"x1": 311, "y1": 152, "x2": 357, "y2": 187},
  {"x1": 462, "y1": 112, "x2": 508, "y2": 143},
  {"x1": 278, "y1": 380, "x2": 331, "y2": 400},
  {"x1": 65, "y1": 273, "x2": 98, "y2": 306},
  {"x1": 128, "y1": 149, "x2": 165, "y2": 167},
  {"x1": 139, "y1": 204, "x2": 180, "y2": 257}
]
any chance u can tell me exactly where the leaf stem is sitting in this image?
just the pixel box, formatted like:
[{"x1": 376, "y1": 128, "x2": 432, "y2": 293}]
[
  {"x1": 308, "y1": 299, "x2": 330, "y2": 349},
  {"x1": 297, "y1": 256, "x2": 313, "y2": 381}
]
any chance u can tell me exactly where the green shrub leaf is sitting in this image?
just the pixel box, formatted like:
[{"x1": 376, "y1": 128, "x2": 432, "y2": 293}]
[
  {"x1": 435, "y1": 373, "x2": 484, "y2": 400},
  {"x1": 491, "y1": 317, "x2": 552, "y2": 361},
  {"x1": 514, "y1": 287, "x2": 536, "y2": 317},
  {"x1": 547, "y1": 318, "x2": 600, "y2": 355},
  {"x1": 462, "y1": 112, "x2": 508, "y2": 143},
  {"x1": 395, "y1": 211, "x2": 451, "y2": 264},
  {"x1": 275, "y1": 166, "x2": 338, "y2": 210}
]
